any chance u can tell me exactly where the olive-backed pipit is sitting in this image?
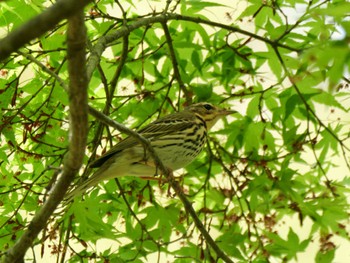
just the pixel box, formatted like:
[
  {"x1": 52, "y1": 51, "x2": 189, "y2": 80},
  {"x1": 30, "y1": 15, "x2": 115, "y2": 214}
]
[{"x1": 67, "y1": 102, "x2": 235, "y2": 199}]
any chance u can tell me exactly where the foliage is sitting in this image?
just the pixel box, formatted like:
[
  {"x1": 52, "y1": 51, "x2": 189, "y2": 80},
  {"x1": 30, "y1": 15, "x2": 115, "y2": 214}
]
[{"x1": 0, "y1": 0, "x2": 350, "y2": 262}]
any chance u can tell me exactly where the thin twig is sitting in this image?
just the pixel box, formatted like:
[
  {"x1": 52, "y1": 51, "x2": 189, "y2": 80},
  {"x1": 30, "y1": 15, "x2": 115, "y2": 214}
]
[
  {"x1": 161, "y1": 21, "x2": 192, "y2": 105},
  {"x1": 109, "y1": 2, "x2": 129, "y2": 104}
]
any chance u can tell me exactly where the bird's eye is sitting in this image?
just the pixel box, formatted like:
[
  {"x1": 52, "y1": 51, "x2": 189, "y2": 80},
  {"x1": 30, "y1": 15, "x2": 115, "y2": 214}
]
[{"x1": 203, "y1": 103, "x2": 214, "y2": 110}]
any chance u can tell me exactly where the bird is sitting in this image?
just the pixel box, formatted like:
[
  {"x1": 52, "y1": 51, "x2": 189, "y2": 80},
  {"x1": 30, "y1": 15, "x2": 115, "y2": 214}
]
[{"x1": 66, "y1": 102, "x2": 236, "y2": 200}]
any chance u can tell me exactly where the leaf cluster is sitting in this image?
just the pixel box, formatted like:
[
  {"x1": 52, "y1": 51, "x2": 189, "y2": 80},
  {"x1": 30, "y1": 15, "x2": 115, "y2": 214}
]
[{"x1": 0, "y1": 0, "x2": 350, "y2": 262}]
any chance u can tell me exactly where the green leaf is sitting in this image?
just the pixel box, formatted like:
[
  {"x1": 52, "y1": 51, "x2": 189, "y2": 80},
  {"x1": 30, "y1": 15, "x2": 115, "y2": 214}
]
[
  {"x1": 284, "y1": 94, "x2": 301, "y2": 120},
  {"x1": 246, "y1": 96, "x2": 260, "y2": 119},
  {"x1": 315, "y1": 249, "x2": 335, "y2": 263},
  {"x1": 267, "y1": 48, "x2": 283, "y2": 79},
  {"x1": 314, "y1": 2, "x2": 350, "y2": 17},
  {"x1": 1, "y1": 0, "x2": 350, "y2": 262},
  {"x1": 215, "y1": 224, "x2": 246, "y2": 259},
  {"x1": 244, "y1": 121, "x2": 265, "y2": 152},
  {"x1": 191, "y1": 84, "x2": 212, "y2": 101},
  {"x1": 183, "y1": 0, "x2": 227, "y2": 13},
  {"x1": 287, "y1": 228, "x2": 300, "y2": 248},
  {"x1": 191, "y1": 50, "x2": 202, "y2": 73},
  {"x1": 238, "y1": 3, "x2": 261, "y2": 20}
]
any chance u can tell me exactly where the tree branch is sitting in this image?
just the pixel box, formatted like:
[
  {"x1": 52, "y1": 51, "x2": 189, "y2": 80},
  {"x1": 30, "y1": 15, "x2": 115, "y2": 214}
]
[
  {"x1": 86, "y1": 13, "x2": 299, "y2": 83},
  {"x1": 168, "y1": 13, "x2": 300, "y2": 52},
  {"x1": 161, "y1": 22, "x2": 192, "y2": 105},
  {"x1": 2, "y1": 9, "x2": 88, "y2": 263},
  {"x1": 0, "y1": 0, "x2": 92, "y2": 61}
]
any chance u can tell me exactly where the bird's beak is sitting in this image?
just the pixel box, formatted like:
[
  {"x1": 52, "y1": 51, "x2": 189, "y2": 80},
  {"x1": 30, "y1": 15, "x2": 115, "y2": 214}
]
[{"x1": 219, "y1": 108, "x2": 237, "y2": 116}]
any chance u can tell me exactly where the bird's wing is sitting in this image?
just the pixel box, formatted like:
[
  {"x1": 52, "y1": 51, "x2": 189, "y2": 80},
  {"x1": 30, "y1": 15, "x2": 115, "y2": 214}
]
[{"x1": 89, "y1": 111, "x2": 196, "y2": 168}]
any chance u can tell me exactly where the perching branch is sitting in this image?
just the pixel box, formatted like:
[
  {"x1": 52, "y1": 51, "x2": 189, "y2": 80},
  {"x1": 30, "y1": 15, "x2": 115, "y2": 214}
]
[{"x1": 2, "y1": 10, "x2": 88, "y2": 263}]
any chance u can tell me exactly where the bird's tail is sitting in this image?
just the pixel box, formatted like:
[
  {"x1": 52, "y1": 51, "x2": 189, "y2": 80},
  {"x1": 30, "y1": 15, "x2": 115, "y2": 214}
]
[
  {"x1": 63, "y1": 152, "x2": 158, "y2": 203},
  {"x1": 64, "y1": 160, "x2": 125, "y2": 202},
  {"x1": 64, "y1": 171, "x2": 104, "y2": 202}
]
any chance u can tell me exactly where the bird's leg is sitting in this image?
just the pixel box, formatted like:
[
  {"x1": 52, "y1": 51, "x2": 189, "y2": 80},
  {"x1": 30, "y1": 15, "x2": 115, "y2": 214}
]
[
  {"x1": 138, "y1": 164, "x2": 182, "y2": 197},
  {"x1": 157, "y1": 167, "x2": 174, "y2": 196},
  {"x1": 157, "y1": 168, "x2": 184, "y2": 198},
  {"x1": 139, "y1": 163, "x2": 173, "y2": 184},
  {"x1": 166, "y1": 173, "x2": 185, "y2": 198},
  {"x1": 166, "y1": 177, "x2": 176, "y2": 198},
  {"x1": 140, "y1": 166, "x2": 173, "y2": 180}
]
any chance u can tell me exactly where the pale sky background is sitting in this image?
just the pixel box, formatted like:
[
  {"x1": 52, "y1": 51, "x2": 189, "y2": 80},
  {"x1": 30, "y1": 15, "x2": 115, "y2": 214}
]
[{"x1": 12, "y1": 0, "x2": 349, "y2": 262}]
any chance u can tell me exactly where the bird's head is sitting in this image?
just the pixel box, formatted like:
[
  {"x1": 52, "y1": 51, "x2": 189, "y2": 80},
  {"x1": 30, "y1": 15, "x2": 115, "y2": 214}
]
[{"x1": 185, "y1": 102, "x2": 236, "y2": 130}]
